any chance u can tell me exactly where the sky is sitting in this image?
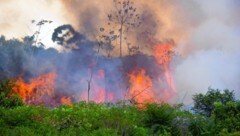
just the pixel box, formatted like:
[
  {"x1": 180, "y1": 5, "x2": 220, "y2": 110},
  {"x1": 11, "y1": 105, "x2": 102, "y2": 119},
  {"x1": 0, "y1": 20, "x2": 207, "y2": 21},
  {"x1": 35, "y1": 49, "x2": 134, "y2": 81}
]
[
  {"x1": 0, "y1": 0, "x2": 240, "y2": 104},
  {"x1": 0, "y1": 0, "x2": 67, "y2": 48}
]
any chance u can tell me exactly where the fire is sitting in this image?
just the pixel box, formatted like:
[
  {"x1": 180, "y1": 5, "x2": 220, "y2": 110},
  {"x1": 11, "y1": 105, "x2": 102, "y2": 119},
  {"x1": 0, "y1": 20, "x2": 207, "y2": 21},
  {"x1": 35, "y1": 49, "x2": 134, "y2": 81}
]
[
  {"x1": 154, "y1": 42, "x2": 177, "y2": 99},
  {"x1": 154, "y1": 43, "x2": 174, "y2": 65},
  {"x1": 79, "y1": 69, "x2": 114, "y2": 103},
  {"x1": 94, "y1": 89, "x2": 106, "y2": 103},
  {"x1": 60, "y1": 96, "x2": 72, "y2": 106},
  {"x1": 11, "y1": 43, "x2": 176, "y2": 106},
  {"x1": 128, "y1": 68, "x2": 155, "y2": 105},
  {"x1": 13, "y1": 73, "x2": 56, "y2": 105}
]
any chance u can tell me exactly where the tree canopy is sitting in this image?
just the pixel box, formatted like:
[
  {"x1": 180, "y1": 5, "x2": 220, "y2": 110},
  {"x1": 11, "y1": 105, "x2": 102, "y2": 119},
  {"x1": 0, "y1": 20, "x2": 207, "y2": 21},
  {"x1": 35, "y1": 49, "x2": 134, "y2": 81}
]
[{"x1": 192, "y1": 87, "x2": 235, "y2": 117}]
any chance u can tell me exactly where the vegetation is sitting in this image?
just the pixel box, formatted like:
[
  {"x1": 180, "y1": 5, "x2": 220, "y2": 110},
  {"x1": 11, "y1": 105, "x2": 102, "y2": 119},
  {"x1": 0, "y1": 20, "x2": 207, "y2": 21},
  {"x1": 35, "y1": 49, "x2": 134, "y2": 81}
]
[
  {"x1": 192, "y1": 88, "x2": 235, "y2": 117},
  {"x1": 0, "y1": 80, "x2": 23, "y2": 108},
  {"x1": 98, "y1": 0, "x2": 142, "y2": 57},
  {"x1": 0, "y1": 1, "x2": 238, "y2": 135},
  {"x1": 0, "y1": 79, "x2": 239, "y2": 136}
]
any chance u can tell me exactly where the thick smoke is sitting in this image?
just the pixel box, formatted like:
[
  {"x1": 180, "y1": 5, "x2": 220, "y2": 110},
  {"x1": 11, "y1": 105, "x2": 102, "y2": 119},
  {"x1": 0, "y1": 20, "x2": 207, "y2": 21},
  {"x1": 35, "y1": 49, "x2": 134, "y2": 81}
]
[
  {"x1": 0, "y1": 28, "x2": 171, "y2": 106},
  {"x1": 60, "y1": 0, "x2": 240, "y2": 104},
  {"x1": 0, "y1": 0, "x2": 240, "y2": 104},
  {"x1": 173, "y1": 0, "x2": 240, "y2": 104}
]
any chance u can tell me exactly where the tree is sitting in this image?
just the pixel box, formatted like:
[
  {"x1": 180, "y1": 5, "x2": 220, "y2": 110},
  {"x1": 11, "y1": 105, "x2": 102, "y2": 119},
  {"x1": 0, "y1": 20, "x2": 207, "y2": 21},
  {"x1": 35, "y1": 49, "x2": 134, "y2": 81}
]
[
  {"x1": 52, "y1": 24, "x2": 78, "y2": 46},
  {"x1": 52, "y1": 25, "x2": 99, "y2": 103},
  {"x1": 0, "y1": 80, "x2": 23, "y2": 108},
  {"x1": 213, "y1": 101, "x2": 240, "y2": 133},
  {"x1": 32, "y1": 19, "x2": 52, "y2": 46},
  {"x1": 192, "y1": 88, "x2": 235, "y2": 117},
  {"x1": 99, "y1": 0, "x2": 141, "y2": 57}
]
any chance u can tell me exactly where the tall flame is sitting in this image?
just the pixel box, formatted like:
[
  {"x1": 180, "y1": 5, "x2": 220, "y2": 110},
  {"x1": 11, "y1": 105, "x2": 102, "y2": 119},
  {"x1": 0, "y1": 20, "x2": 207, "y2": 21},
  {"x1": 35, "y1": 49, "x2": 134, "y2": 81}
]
[{"x1": 154, "y1": 42, "x2": 177, "y2": 100}]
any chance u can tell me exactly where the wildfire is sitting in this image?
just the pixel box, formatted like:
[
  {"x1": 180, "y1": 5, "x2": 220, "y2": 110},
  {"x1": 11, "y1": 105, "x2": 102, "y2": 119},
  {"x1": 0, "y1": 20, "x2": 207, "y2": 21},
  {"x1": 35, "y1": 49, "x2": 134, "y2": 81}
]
[
  {"x1": 154, "y1": 42, "x2": 177, "y2": 99},
  {"x1": 13, "y1": 73, "x2": 57, "y2": 105},
  {"x1": 79, "y1": 69, "x2": 114, "y2": 103},
  {"x1": 128, "y1": 68, "x2": 155, "y2": 105},
  {"x1": 11, "y1": 43, "x2": 176, "y2": 106},
  {"x1": 60, "y1": 96, "x2": 72, "y2": 106},
  {"x1": 154, "y1": 43, "x2": 174, "y2": 65}
]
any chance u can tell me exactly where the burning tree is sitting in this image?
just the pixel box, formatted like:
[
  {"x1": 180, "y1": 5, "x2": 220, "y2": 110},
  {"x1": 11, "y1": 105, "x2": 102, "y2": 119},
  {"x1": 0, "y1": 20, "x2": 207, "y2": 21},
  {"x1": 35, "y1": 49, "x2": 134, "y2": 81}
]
[{"x1": 98, "y1": 0, "x2": 141, "y2": 57}]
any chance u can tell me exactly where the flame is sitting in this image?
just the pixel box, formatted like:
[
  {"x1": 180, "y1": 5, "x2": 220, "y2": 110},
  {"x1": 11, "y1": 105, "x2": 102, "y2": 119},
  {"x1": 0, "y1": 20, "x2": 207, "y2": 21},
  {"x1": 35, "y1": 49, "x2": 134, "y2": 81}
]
[
  {"x1": 11, "y1": 43, "x2": 177, "y2": 106},
  {"x1": 154, "y1": 42, "x2": 177, "y2": 100},
  {"x1": 79, "y1": 69, "x2": 114, "y2": 103},
  {"x1": 60, "y1": 96, "x2": 72, "y2": 106},
  {"x1": 154, "y1": 43, "x2": 174, "y2": 65},
  {"x1": 13, "y1": 73, "x2": 56, "y2": 105},
  {"x1": 94, "y1": 89, "x2": 106, "y2": 103},
  {"x1": 128, "y1": 68, "x2": 155, "y2": 105}
]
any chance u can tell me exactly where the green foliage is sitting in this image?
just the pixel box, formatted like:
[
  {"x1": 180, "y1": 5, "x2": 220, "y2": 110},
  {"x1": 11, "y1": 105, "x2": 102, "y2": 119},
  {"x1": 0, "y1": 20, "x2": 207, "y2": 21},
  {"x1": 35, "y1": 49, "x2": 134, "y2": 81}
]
[
  {"x1": 192, "y1": 88, "x2": 235, "y2": 117},
  {"x1": 219, "y1": 129, "x2": 240, "y2": 136},
  {"x1": 213, "y1": 101, "x2": 240, "y2": 133},
  {"x1": 188, "y1": 115, "x2": 216, "y2": 136},
  {"x1": 0, "y1": 79, "x2": 23, "y2": 108},
  {"x1": 0, "y1": 102, "x2": 148, "y2": 135},
  {"x1": 142, "y1": 103, "x2": 175, "y2": 135},
  {"x1": 0, "y1": 88, "x2": 239, "y2": 135}
]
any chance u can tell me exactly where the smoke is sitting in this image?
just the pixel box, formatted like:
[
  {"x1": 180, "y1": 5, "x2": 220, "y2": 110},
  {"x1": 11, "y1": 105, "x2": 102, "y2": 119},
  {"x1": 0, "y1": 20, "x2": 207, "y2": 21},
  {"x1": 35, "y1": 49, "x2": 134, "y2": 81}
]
[
  {"x1": 60, "y1": 0, "x2": 198, "y2": 54},
  {"x1": 0, "y1": 0, "x2": 67, "y2": 48},
  {"x1": 173, "y1": 0, "x2": 240, "y2": 104},
  {"x1": 60, "y1": 0, "x2": 240, "y2": 103},
  {"x1": 0, "y1": 0, "x2": 240, "y2": 104}
]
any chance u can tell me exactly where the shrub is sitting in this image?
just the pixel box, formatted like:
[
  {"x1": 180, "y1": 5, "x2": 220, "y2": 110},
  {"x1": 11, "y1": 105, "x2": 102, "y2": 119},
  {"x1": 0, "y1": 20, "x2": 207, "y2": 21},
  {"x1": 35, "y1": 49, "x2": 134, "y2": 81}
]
[
  {"x1": 142, "y1": 103, "x2": 175, "y2": 135},
  {"x1": 0, "y1": 79, "x2": 23, "y2": 108},
  {"x1": 213, "y1": 101, "x2": 240, "y2": 133},
  {"x1": 192, "y1": 88, "x2": 235, "y2": 117}
]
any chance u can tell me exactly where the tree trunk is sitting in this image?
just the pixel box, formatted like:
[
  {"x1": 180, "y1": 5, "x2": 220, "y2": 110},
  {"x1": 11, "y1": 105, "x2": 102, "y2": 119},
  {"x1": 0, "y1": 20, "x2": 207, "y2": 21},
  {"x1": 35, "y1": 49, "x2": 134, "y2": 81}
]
[{"x1": 87, "y1": 72, "x2": 93, "y2": 103}]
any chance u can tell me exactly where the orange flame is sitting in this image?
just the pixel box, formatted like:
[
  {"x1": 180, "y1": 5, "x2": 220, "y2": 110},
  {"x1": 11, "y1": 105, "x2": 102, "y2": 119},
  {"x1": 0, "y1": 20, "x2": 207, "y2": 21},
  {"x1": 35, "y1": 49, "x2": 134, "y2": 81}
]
[
  {"x1": 12, "y1": 43, "x2": 177, "y2": 106},
  {"x1": 128, "y1": 68, "x2": 155, "y2": 105},
  {"x1": 60, "y1": 96, "x2": 72, "y2": 106},
  {"x1": 13, "y1": 73, "x2": 57, "y2": 105},
  {"x1": 79, "y1": 69, "x2": 114, "y2": 103},
  {"x1": 154, "y1": 42, "x2": 177, "y2": 100},
  {"x1": 154, "y1": 43, "x2": 174, "y2": 65}
]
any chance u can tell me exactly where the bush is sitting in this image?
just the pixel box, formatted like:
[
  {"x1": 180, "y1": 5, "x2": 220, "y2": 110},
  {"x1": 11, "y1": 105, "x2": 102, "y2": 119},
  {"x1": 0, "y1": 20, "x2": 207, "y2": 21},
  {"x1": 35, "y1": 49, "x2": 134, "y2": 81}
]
[
  {"x1": 142, "y1": 103, "x2": 175, "y2": 135},
  {"x1": 0, "y1": 80, "x2": 23, "y2": 108},
  {"x1": 213, "y1": 101, "x2": 240, "y2": 133},
  {"x1": 192, "y1": 88, "x2": 235, "y2": 117},
  {"x1": 0, "y1": 97, "x2": 240, "y2": 135}
]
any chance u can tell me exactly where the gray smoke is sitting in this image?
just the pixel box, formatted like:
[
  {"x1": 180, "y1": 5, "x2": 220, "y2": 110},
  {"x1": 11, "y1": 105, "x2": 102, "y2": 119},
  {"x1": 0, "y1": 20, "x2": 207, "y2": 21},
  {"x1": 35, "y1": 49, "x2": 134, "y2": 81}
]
[
  {"x1": 0, "y1": 0, "x2": 240, "y2": 105},
  {"x1": 173, "y1": 0, "x2": 240, "y2": 104}
]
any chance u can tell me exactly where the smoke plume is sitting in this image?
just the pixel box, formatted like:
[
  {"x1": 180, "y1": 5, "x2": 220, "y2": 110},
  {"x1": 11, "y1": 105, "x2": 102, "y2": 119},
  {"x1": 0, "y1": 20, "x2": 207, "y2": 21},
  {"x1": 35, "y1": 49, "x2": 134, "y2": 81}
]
[{"x1": 0, "y1": 0, "x2": 239, "y2": 105}]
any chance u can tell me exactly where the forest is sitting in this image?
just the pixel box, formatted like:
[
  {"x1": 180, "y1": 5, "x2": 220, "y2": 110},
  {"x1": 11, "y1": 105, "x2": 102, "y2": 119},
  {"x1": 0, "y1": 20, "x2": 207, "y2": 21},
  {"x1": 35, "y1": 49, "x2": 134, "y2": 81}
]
[
  {"x1": 1, "y1": 0, "x2": 240, "y2": 135},
  {"x1": 0, "y1": 35, "x2": 239, "y2": 134}
]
